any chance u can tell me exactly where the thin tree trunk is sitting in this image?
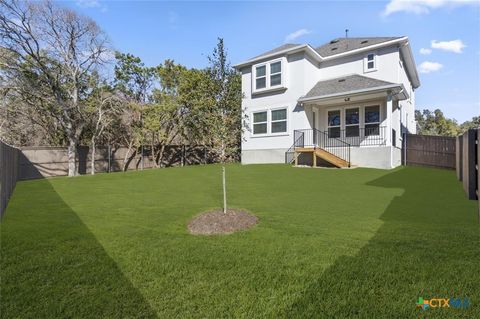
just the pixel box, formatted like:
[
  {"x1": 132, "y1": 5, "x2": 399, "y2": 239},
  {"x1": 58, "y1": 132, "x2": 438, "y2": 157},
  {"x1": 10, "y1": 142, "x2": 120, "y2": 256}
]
[
  {"x1": 222, "y1": 164, "x2": 227, "y2": 214},
  {"x1": 123, "y1": 139, "x2": 134, "y2": 172},
  {"x1": 90, "y1": 138, "x2": 96, "y2": 175},
  {"x1": 67, "y1": 138, "x2": 77, "y2": 177}
]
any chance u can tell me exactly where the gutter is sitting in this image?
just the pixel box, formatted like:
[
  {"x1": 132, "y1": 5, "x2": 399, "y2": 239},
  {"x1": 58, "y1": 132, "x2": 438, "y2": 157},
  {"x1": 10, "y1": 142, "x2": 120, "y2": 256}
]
[{"x1": 298, "y1": 83, "x2": 407, "y2": 103}]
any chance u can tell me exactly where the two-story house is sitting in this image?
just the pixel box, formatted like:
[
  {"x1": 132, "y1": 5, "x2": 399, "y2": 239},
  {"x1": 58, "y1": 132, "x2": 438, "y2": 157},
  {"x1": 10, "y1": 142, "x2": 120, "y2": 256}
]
[{"x1": 234, "y1": 37, "x2": 420, "y2": 169}]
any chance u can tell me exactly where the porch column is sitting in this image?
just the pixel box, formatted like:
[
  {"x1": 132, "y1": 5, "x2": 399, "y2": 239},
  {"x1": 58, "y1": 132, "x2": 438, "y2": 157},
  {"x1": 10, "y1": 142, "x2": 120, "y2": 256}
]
[{"x1": 385, "y1": 94, "x2": 393, "y2": 146}]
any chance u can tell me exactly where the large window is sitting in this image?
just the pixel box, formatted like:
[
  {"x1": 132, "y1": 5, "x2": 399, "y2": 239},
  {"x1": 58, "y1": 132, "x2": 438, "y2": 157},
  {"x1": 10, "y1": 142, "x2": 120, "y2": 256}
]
[
  {"x1": 345, "y1": 108, "x2": 360, "y2": 137},
  {"x1": 328, "y1": 110, "x2": 341, "y2": 138},
  {"x1": 364, "y1": 105, "x2": 380, "y2": 136},
  {"x1": 253, "y1": 111, "x2": 267, "y2": 134},
  {"x1": 271, "y1": 108, "x2": 287, "y2": 133},
  {"x1": 252, "y1": 108, "x2": 288, "y2": 135},
  {"x1": 253, "y1": 60, "x2": 283, "y2": 92},
  {"x1": 255, "y1": 65, "x2": 266, "y2": 90},
  {"x1": 364, "y1": 53, "x2": 376, "y2": 72}
]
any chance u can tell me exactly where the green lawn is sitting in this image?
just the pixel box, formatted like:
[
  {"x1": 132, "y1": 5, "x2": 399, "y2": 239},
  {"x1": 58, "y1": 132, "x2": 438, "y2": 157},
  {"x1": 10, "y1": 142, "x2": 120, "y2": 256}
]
[{"x1": 1, "y1": 164, "x2": 478, "y2": 318}]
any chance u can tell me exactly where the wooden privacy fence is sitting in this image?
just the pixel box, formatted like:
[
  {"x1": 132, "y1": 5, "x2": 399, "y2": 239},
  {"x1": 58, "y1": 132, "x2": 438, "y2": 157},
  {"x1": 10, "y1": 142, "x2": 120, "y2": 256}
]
[
  {"x1": 0, "y1": 141, "x2": 20, "y2": 216},
  {"x1": 404, "y1": 134, "x2": 456, "y2": 169},
  {"x1": 456, "y1": 128, "x2": 479, "y2": 202},
  {"x1": 19, "y1": 144, "x2": 218, "y2": 180}
]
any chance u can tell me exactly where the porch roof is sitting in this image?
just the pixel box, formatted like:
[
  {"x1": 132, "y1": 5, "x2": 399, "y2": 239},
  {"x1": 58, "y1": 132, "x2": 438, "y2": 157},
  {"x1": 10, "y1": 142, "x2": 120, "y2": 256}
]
[{"x1": 298, "y1": 74, "x2": 408, "y2": 103}]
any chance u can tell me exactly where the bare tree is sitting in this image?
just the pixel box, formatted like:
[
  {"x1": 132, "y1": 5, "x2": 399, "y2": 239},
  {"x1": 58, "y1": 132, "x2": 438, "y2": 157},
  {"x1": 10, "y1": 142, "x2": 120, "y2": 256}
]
[
  {"x1": 0, "y1": 0, "x2": 110, "y2": 176},
  {"x1": 87, "y1": 84, "x2": 123, "y2": 175}
]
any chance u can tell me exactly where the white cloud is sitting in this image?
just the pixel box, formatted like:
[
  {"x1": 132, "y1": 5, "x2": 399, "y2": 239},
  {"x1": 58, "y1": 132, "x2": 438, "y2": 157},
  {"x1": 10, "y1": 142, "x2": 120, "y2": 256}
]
[
  {"x1": 418, "y1": 61, "x2": 443, "y2": 73},
  {"x1": 419, "y1": 48, "x2": 432, "y2": 55},
  {"x1": 431, "y1": 39, "x2": 466, "y2": 53},
  {"x1": 76, "y1": 0, "x2": 107, "y2": 12},
  {"x1": 284, "y1": 29, "x2": 311, "y2": 43},
  {"x1": 382, "y1": 0, "x2": 478, "y2": 16}
]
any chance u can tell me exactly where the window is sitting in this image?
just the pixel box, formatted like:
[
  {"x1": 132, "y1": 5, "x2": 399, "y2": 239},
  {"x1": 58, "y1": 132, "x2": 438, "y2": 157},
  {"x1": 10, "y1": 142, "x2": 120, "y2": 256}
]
[
  {"x1": 364, "y1": 105, "x2": 380, "y2": 136},
  {"x1": 271, "y1": 108, "x2": 287, "y2": 133},
  {"x1": 345, "y1": 108, "x2": 360, "y2": 137},
  {"x1": 255, "y1": 65, "x2": 266, "y2": 90},
  {"x1": 252, "y1": 108, "x2": 288, "y2": 135},
  {"x1": 270, "y1": 62, "x2": 282, "y2": 86},
  {"x1": 252, "y1": 60, "x2": 284, "y2": 92},
  {"x1": 392, "y1": 129, "x2": 397, "y2": 147},
  {"x1": 253, "y1": 111, "x2": 267, "y2": 134},
  {"x1": 364, "y1": 53, "x2": 376, "y2": 72},
  {"x1": 328, "y1": 110, "x2": 341, "y2": 138}
]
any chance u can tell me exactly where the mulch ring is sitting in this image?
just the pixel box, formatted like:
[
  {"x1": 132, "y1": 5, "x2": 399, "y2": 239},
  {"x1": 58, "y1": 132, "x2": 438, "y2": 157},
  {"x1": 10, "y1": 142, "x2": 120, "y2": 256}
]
[{"x1": 188, "y1": 209, "x2": 258, "y2": 235}]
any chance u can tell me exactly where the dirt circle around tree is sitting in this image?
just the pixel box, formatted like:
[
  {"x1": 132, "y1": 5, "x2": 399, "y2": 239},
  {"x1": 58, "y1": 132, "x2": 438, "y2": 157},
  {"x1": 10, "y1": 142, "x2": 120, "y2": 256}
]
[{"x1": 188, "y1": 209, "x2": 258, "y2": 235}]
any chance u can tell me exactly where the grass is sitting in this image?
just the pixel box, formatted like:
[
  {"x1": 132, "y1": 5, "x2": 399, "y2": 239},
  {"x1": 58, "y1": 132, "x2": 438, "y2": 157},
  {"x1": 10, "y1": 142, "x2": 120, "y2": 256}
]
[{"x1": 1, "y1": 164, "x2": 478, "y2": 318}]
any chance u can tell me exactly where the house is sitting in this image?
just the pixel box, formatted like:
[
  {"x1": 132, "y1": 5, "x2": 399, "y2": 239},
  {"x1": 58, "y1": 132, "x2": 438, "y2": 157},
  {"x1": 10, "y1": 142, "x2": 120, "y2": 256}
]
[{"x1": 234, "y1": 36, "x2": 420, "y2": 169}]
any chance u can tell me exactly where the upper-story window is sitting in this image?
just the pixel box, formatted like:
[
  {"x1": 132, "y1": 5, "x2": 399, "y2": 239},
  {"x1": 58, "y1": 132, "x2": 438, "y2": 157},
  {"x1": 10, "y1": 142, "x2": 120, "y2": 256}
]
[
  {"x1": 255, "y1": 65, "x2": 267, "y2": 89},
  {"x1": 364, "y1": 53, "x2": 377, "y2": 73},
  {"x1": 270, "y1": 62, "x2": 282, "y2": 86},
  {"x1": 253, "y1": 59, "x2": 284, "y2": 92}
]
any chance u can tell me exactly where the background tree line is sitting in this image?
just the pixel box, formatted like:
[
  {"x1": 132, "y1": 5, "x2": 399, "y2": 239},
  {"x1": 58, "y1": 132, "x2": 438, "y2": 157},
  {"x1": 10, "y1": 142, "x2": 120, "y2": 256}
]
[
  {"x1": 415, "y1": 109, "x2": 479, "y2": 137},
  {"x1": 0, "y1": 0, "x2": 242, "y2": 176}
]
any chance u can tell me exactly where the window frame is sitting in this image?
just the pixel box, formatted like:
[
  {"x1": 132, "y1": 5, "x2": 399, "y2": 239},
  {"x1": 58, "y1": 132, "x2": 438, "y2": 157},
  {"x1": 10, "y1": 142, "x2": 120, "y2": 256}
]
[
  {"x1": 364, "y1": 52, "x2": 377, "y2": 73},
  {"x1": 250, "y1": 107, "x2": 289, "y2": 137},
  {"x1": 269, "y1": 61, "x2": 282, "y2": 87},
  {"x1": 270, "y1": 107, "x2": 288, "y2": 134},
  {"x1": 364, "y1": 105, "x2": 381, "y2": 136},
  {"x1": 344, "y1": 107, "x2": 360, "y2": 138},
  {"x1": 252, "y1": 110, "x2": 268, "y2": 136},
  {"x1": 327, "y1": 108, "x2": 342, "y2": 139},
  {"x1": 252, "y1": 58, "x2": 285, "y2": 93},
  {"x1": 254, "y1": 64, "x2": 267, "y2": 90}
]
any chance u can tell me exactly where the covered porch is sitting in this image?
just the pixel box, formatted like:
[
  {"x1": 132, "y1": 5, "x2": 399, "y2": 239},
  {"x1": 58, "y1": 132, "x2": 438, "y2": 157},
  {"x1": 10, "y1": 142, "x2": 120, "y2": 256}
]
[{"x1": 286, "y1": 74, "x2": 408, "y2": 168}]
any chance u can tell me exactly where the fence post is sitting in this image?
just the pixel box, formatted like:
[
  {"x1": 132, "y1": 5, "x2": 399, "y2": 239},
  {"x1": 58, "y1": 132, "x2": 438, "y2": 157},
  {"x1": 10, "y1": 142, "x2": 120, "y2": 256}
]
[
  {"x1": 462, "y1": 129, "x2": 477, "y2": 200},
  {"x1": 456, "y1": 136, "x2": 463, "y2": 181},
  {"x1": 141, "y1": 145, "x2": 144, "y2": 170},
  {"x1": 108, "y1": 144, "x2": 111, "y2": 173}
]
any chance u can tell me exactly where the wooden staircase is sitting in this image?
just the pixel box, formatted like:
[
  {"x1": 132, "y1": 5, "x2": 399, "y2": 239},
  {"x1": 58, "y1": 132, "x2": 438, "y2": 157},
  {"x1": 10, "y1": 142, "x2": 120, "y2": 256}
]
[{"x1": 294, "y1": 147, "x2": 350, "y2": 168}]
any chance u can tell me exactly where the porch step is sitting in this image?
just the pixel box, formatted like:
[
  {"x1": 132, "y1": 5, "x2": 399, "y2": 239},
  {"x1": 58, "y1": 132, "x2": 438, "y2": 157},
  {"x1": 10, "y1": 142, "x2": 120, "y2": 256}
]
[
  {"x1": 314, "y1": 148, "x2": 349, "y2": 168},
  {"x1": 294, "y1": 147, "x2": 349, "y2": 168}
]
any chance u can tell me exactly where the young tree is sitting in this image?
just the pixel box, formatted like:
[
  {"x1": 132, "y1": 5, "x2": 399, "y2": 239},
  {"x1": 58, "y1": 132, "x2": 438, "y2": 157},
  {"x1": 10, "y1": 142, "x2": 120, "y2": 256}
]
[
  {"x1": 85, "y1": 79, "x2": 123, "y2": 174},
  {"x1": 205, "y1": 38, "x2": 242, "y2": 213},
  {"x1": 0, "y1": 0, "x2": 111, "y2": 176}
]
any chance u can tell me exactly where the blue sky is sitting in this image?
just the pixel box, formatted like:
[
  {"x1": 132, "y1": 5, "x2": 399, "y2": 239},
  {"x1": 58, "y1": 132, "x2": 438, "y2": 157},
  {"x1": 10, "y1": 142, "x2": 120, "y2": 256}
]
[{"x1": 65, "y1": 0, "x2": 480, "y2": 123}]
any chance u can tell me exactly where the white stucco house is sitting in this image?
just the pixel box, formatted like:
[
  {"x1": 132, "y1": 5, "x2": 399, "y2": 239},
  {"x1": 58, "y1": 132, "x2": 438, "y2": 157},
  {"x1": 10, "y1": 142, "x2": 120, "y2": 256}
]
[{"x1": 234, "y1": 36, "x2": 420, "y2": 169}]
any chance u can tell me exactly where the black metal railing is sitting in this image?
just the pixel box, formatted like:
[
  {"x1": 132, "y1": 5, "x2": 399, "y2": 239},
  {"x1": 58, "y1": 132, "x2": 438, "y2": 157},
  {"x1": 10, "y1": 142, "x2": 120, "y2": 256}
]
[
  {"x1": 327, "y1": 126, "x2": 387, "y2": 146},
  {"x1": 285, "y1": 131, "x2": 305, "y2": 164},
  {"x1": 285, "y1": 129, "x2": 351, "y2": 166}
]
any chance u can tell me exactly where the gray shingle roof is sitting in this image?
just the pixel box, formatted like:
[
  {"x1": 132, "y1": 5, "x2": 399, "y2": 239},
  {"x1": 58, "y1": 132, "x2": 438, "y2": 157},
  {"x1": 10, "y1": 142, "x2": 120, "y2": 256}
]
[
  {"x1": 302, "y1": 74, "x2": 397, "y2": 100},
  {"x1": 251, "y1": 43, "x2": 300, "y2": 60},
  {"x1": 315, "y1": 37, "x2": 403, "y2": 57}
]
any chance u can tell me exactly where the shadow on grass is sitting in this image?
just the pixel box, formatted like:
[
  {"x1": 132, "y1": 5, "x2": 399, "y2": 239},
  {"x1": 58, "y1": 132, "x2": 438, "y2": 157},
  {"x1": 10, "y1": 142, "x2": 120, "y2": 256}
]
[
  {"x1": 283, "y1": 167, "x2": 479, "y2": 318},
  {"x1": 0, "y1": 179, "x2": 157, "y2": 318}
]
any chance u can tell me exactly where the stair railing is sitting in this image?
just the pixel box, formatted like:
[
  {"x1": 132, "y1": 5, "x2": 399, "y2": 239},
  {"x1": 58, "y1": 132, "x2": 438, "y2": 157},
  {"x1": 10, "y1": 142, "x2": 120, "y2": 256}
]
[{"x1": 285, "y1": 131, "x2": 305, "y2": 164}]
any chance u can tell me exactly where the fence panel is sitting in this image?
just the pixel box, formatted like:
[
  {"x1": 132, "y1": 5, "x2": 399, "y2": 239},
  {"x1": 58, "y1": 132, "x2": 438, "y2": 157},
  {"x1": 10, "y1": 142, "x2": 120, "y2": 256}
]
[
  {"x1": 0, "y1": 141, "x2": 20, "y2": 216},
  {"x1": 461, "y1": 129, "x2": 477, "y2": 200},
  {"x1": 405, "y1": 134, "x2": 456, "y2": 169}
]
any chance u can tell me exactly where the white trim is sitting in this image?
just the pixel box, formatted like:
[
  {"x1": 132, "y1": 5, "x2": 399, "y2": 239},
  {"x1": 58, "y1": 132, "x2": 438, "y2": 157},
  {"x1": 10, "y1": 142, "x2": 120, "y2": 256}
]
[
  {"x1": 252, "y1": 110, "x2": 268, "y2": 136},
  {"x1": 252, "y1": 58, "x2": 286, "y2": 94},
  {"x1": 363, "y1": 52, "x2": 377, "y2": 73},
  {"x1": 298, "y1": 84, "x2": 406, "y2": 103}
]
